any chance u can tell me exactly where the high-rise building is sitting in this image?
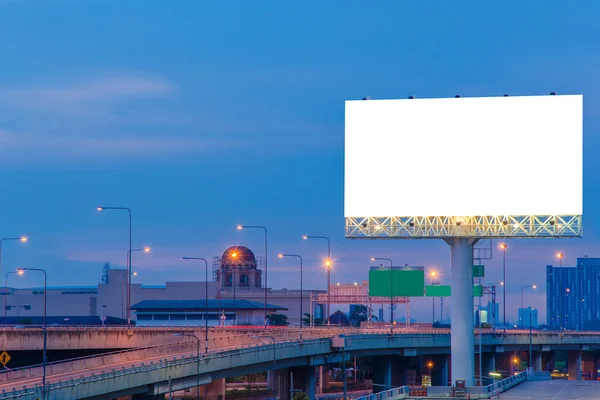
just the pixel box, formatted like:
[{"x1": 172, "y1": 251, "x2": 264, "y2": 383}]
[
  {"x1": 518, "y1": 307, "x2": 538, "y2": 328},
  {"x1": 475, "y1": 301, "x2": 499, "y2": 326},
  {"x1": 546, "y1": 257, "x2": 600, "y2": 330}
]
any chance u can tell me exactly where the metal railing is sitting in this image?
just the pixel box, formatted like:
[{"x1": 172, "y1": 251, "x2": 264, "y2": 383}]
[
  {"x1": 354, "y1": 386, "x2": 410, "y2": 400},
  {"x1": 0, "y1": 329, "x2": 339, "y2": 382},
  {"x1": 484, "y1": 370, "x2": 528, "y2": 396},
  {"x1": 0, "y1": 337, "x2": 333, "y2": 399}
]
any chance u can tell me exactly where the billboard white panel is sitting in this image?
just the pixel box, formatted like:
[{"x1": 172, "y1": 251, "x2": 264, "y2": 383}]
[{"x1": 345, "y1": 95, "x2": 583, "y2": 218}]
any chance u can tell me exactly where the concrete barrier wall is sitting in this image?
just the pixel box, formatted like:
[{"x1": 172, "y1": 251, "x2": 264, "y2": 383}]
[
  {"x1": 0, "y1": 326, "x2": 352, "y2": 351},
  {"x1": 0, "y1": 328, "x2": 346, "y2": 384}
]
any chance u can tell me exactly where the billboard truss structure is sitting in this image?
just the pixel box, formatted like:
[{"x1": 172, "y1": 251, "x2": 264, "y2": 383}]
[{"x1": 345, "y1": 215, "x2": 582, "y2": 239}]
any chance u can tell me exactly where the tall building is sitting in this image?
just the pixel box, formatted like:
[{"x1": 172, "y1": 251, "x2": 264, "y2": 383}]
[
  {"x1": 475, "y1": 302, "x2": 499, "y2": 326},
  {"x1": 518, "y1": 307, "x2": 538, "y2": 328},
  {"x1": 546, "y1": 257, "x2": 600, "y2": 330}
]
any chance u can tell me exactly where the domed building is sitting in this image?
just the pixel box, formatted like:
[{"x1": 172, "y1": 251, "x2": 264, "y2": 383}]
[{"x1": 217, "y1": 246, "x2": 263, "y2": 289}]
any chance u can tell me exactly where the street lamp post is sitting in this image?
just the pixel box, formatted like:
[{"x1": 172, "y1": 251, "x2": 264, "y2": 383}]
[
  {"x1": 122, "y1": 247, "x2": 149, "y2": 322},
  {"x1": 303, "y1": 235, "x2": 331, "y2": 326},
  {"x1": 4, "y1": 270, "x2": 23, "y2": 324},
  {"x1": 427, "y1": 361, "x2": 434, "y2": 383},
  {"x1": 237, "y1": 225, "x2": 268, "y2": 328},
  {"x1": 182, "y1": 257, "x2": 210, "y2": 354},
  {"x1": 278, "y1": 254, "x2": 303, "y2": 340},
  {"x1": 17, "y1": 268, "x2": 47, "y2": 399},
  {"x1": 520, "y1": 285, "x2": 537, "y2": 328},
  {"x1": 529, "y1": 312, "x2": 533, "y2": 370},
  {"x1": 557, "y1": 252, "x2": 564, "y2": 331},
  {"x1": 500, "y1": 244, "x2": 507, "y2": 327},
  {"x1": 486, "y1": 282, "x2": 503, "y2": 328},
  {"x1": 371, "y1": 258, "x2": 393, "y2": 332},
  {"x1": 173, "y1": 333, "x2": 200, "y2": 400},
  {"x1": 429, "y1": 270, "x2": 438, "y2": 324},
  {"x1": 97, "y1": 206, "x2": 132, "y2": 327},
  {"x1": 121, "y1": 272, "x2": 138, "y2": 323}
]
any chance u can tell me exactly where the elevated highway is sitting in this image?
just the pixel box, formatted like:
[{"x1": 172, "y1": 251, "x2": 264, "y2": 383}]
[
  {"x1": 2, "y1": 329, "x2": 600, "y2": 399},
  {"x1": 0, "y1": 326, "x2": 313, "y2": 351}
]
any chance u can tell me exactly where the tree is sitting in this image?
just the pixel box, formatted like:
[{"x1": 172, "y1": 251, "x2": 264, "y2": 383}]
[
  {"x1": 267, "y1": 313, "x2": 289, "y2": 326},
  {"x1": 349, "y1": 305, "x2": 369, "y2": 327}
]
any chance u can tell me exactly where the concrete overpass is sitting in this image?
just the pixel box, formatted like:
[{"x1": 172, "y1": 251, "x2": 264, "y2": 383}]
[
  {"x1": 2, "y1": 329, "x2": 600, "y2": 400},
  {"x1": 0, "y1": 326, "x2": 315, "y2": 351}
]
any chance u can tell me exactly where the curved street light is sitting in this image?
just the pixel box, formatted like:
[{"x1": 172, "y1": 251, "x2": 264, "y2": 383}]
[
  {"x1": 303, "y1": 235, "x2": 331, "y2": 326},
  {"x1": 16, "y1": 267, "x2": 47, "y2": 399},
  {"x1": 278, "y1": 253, "x2": 303, "y2": 340},
  {"x1": 97, "y1": 206, "x2": 133, "y2": 326},
  {"x1": 181, "y1": 256, "x2": 210, "y2": 354},
  {"x1": 520, "y1": 285, "x2": 537, "y2": 328},
  {"x1": 237, "y1": 225, "x2": 268, "y2": 327}
]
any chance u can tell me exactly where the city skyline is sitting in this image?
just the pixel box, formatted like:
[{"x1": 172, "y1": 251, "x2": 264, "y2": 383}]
[{"x1": 1, "y1": 1, "x2": 599, "y2": 323}]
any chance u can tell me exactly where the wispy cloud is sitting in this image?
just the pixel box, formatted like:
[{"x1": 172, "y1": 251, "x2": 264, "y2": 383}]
[
  {"x1": 0, "y1": 72, "x2": 338, "y2": 164},
  {"x1": 0, "y1": 128, "x2": 240, "y2": 163},
  {"x1": 0, "y1": 74, "x2": 249, "y2": 163},
  {"x1": 0, "y1": 75, "x2": 174, "y2": 115}
]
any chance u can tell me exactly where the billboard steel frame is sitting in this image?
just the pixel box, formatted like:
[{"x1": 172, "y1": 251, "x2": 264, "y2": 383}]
[{"x1": 345, "y1": 215, "x2": 582, "y2": 239}]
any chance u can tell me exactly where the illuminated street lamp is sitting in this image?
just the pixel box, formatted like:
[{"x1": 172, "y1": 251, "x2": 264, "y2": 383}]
[
  {"x1": 122, "y1": 247, "x2": 149, "y2": 322},
  {"x1": 520, "y1": 285, "x2": 537, "y2": 328},
  {"x1": 371, "y1": 257, "x2": 394, "y2": 332},
  {"x1": 557, "y1": 252, "x2": 564, "y2": 331},
  {"x1": 173, "y1": 333, "x2": 200, "y2": 400},
  {"x1": 303, "y1": 235, "x2": 332, "y2": 325},
  {"x1": 429, "y1": 270, "x2": 439, "y2": 324},
  {"x1": 17, "y1": 267, "x2": 47, "y2": 399},
  {"x1": 427, "y1": 360, "x2": 434, "y2": 378},
  {"x1": 181, "y1": 256, "x2": 210, "y2": 354},
  {"x1": 4, "y1": 270, "x2": 24, "y2": 324},
  {"x1": 121, "y1": 272, "x2": 138, "y2": 323},
  {"x1": 0, "y1": 236, "x2": 28, "y2": 282},
  {"x1": 500, "y1": 243, "x2": 507, "y2": 327},
  {"x1": 97, "y1": 206, "x2": 133, "y2": 327},
  {"x1": 230, "y1": 251, "x2": 238, "y2": 317},
  {"x1": 278, "y1": 253, "x2": 303, "y2": 340},
  {"x1": 237, "y1": 225, "x2": 268, "y2": 327}
]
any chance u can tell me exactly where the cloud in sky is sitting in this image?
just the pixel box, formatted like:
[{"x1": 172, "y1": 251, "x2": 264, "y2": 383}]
[
  {"x1": 0, "y1": 75, "x2": 174, "y2": 114},
  {"x1": 0, "y1": 74, "x2": 250, "y2": 163},
  {"x1": 0, "y1": 73, "x2": 339, "y2": 165}
]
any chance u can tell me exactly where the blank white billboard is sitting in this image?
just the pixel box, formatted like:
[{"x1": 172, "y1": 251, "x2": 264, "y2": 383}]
[{"x1": 345, "y1": 95, "x2": 583, "y2": 218}]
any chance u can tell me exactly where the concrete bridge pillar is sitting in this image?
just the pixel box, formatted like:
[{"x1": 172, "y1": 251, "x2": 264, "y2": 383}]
[
  {"x1": 372, "y1": 356, "x2": 392, "y2": 392},
  {"x1": 430, "y1": 354, "x2": 449, "y2": 386},
  {"x1": 203, "y1": 378, "x2": 226, "y2": 400},
  {"x1": 568, "y1": 351, "x2": 582, "y2": 380},
  {"x1": 286, "y1": 366, "x2": 317, "y2": 400},
  {"x1": 534, "y1": 351, "x2": 543, "y2": 371},
  {"x1": 271, "y1": 368, "x2": 290, "y2": 400},
  {"x1": 544, "y1": 352, "x2": 555, "y2": 372},
  {"x1": 495, "y1": 352, "x2": 510, "y2": 375},
  {"x1": 481, "y1": 352, "x2": 496, "y2": 383},
  {"x1": 440, "y1": 354, "x2": 449, "y2": 386}
]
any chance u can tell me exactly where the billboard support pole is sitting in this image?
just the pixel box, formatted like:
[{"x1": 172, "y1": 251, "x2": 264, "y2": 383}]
[{"x1": 445, "y1": 237, "x2": 478, "y2": 387}]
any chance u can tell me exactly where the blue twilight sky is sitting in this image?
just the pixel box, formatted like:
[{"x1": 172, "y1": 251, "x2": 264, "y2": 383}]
[{"x1": 1, "y1": 1, "x2": 599, "y2": 323}]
